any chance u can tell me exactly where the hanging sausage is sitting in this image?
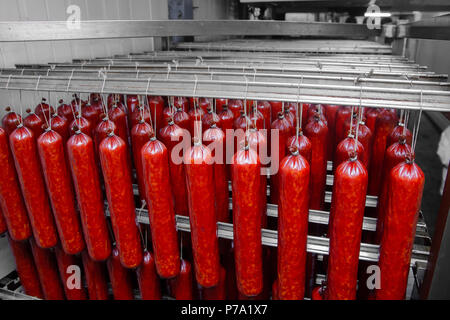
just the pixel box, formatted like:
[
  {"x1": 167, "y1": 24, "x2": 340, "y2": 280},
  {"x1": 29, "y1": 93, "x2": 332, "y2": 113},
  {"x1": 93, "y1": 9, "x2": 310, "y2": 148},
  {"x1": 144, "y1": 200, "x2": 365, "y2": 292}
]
[
  {"x1": 203, "y1": 124, "x2": 229, "y2": 223},
  {"x1": 202, "y1": 107, "x2": 221, "y2": 132},
  {"x1": 99, "y1": 132, "x2": 143, "y2": 268},
  {"x1": 23, "y1": 109, "x2": 44, "y2": 139},
  {"x1": 228, "y1": 99, "x2": 243, "y2": 120},
  {"x1": 376, "y1": 157, "x2": 424, "y2": 300},
  {"x1": 35, "y1": 98, "x2": 55, "y2": 121},
  {"x1": 334, "y1": 134, "x2": 366, "y2": 169},
  {"x1": 286, "y1": 128, "x2": 312, "y2": 165},
  {"x1": 202, "y1": 266, "x2": 227, "y2": 300},
  {"x1": 37, "y1": 129, "x2": 85, "y2": 255},
  {"x1": 147, "y1": 96, "x2": 164, "y2": 138},
  {"x1": 184, "y1": 140, "x2": 220, "y2": 288},
  {"x1": 232, "y1": 140, "x2": 263, "y2": 296},
  {"x1": 67, "y1": 130, "x2": 111, "y2": 261},
  {"x1": 49, "y1": 113, "x2": 70, "y2": 145},
  {"x1": 81, "y1": 251, "x2": 109, "y2": 300},
  {"x1": 215, "y1": 98, "x2": 228, "y2": 114},
  {"x1": 57, "y1": 99, "x2": 74, "y2": 123},
  {"x1": 9, "y1": 125, "x2": 58, "y2": 248},
  {"x1": 159, "y1": 120, "x2": 189, "y2": 216},
  {"x1": 364, "y1": 107, "x2": 379, "y2": 136},
  {"x1": 70, "y1": 113, "x2": 93, "y2": 137},
  {"x1": 7, "y1": 236, "x2": 43, "y2": 298},
  {"x1": 30, "y1": 239, "x2": 65, "y2": 300},
  {"x1": 304, "y1": 114, "x2": 329, "y2": 210},
  {"x1": 54, "y1": 246, "x2": 87, "y2": 300},
  {"x1": 136, "y1": 250, "x2": 161, "y2": 300},
  {"x1": 130, "y1": 106, "x2": 151, "y2": 131},
  {"x1": 107, "y1": 247, "x2": 135, "y2": 300},
  {"x1": 277, "y1": 147, "x2": 310, "y2": 300},
  {"x1": 326, "y1": 154, "x2": 368, "y2": 300},
  {"x1": 131, "y1": 119, "x2": 154, "y2": 202},
  {"x1": 368, "y1": 108, "x2": 398, "y2": 195},
  {"x1": 256, "y1": 100, "x2": 272, "y2": 130},
  {"x1": 141, "y1": 134, "x2": 180, "y2": 278},
  {"x1": 93, "y1": 113, "x2": 117, "y2": 161},
  {"x1": 387, "y1": 122, "x2": 412, "y2": 147},
  {"x1": 375, "y1": 138, "x2": 413, "y2": 243},
  {"x1": 2, "y1": 107, "x2": 22, "y2": 135},
  {"x1": 218, "y1": 105, "x2": 234, "y2": 132},
  {"x1": 173, "y1": 107, "x2": 190, "y2": 132},
  {"x1": 81, "y1": 103, "x2": 101, "y2": 128},
  {"x1": 323, "y1": 104, "x2": 340, "y2": 161},
  {"x1": 170, "y1": 259, "x2": 194, "y2": 300},
  {"x1": 0, "y1": 127, "x2": 31, "y2": 241}
]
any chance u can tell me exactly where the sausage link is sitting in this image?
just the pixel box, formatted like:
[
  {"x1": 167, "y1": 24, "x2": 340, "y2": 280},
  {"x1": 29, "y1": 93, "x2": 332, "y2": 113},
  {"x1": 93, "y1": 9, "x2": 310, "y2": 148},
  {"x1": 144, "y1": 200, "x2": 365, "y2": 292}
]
[
  {"x1": 81, "y1": 251, "x2": 109, "y2": 300},
  {"x1": 7, "y1": 235, "x2": 43, "y2": 298},
  {"x1": 375, "y1": 140, "x2": 413, "y2": 243},
  {"x1": 23, "y1": 110, "x2": 44, "y2": 139},
  {"x1": 0, "y1": 207, "x2": 6, "y2": 234},
  {"x1": 278, "y1": 150, "x2": 310, "y2": 300},
  {"x1": 55, "y1": 246, "x2": 87, "y2": 300},
  {"x1": 147, "y1": 96, "x2": 164, "y2": 138},
  {"x1": 368, "y1": 108, "x2": 398, "y2": 195},
  {"x1": 334, "y1": 106, "x2": 351, "y2": 148},
  {"x1": 387, "y1": 123, "x2": 412, "y2": 147},
  {"x1": 30, "y1": 238, "x2": 65, "y2": 300},
  {"x1": 70, "y1": 115, "x2": 93, "y2": 137},
  {"x1": 136, "y1": 250, "x2": 161, "y2": 300},
  {"x1": 203, "y1": 125, "x2": 230, "y2": 223},
  {"x1": 100, "y1": 134, "x2": 142, "y2": 268},
  {"x1": 323, "y1": 104, "x2": 340, "y2": 161},
  {"x1": 1, "y1": 108, "x2": 22, "y2": 135},
  {"x1": 334, "y1": 136, "x2": 366, "y2": 169},
  {"x1": 94, "y1": 116, "x2": 116, "y2": 163},
  {"x1": 304, "y1": 115, "x2": 329, "y2": 210},
  {"x1": 131, "y1": 121, "x2": 153, "y2": 202},
  {"x1": 232, "y1": 146, "x2": 263, "y2": 296},
  {"x1": 185, "y1": 143, "x2": 220, "y2": 288},
  {"x1": 327, "y1": 158, "x2": 368, "y2": 300},
  {"x1": 202, "y1": 266, "x2": 226, "y2": 300},
  {"x1": 376, "y1": 160, "x2": 424, "y2": 300},
  {"x1": 169, "y1": 259, "x2": 193, "y2": 300},
  {"x1": 0, "y1": 128, "x2": 31, "y2": 241},
  {"x1": 67, "y1": 132, "x2": 111, "y2": 261},
  {"x1": 141, "y1": 137, "x2": 180, "y2": 278},
  {"x1": 160, "y1": 121, "x2": 189, "y2": 216},
  {"x1": 37, "y1": 130, "x2": 85, "y2": 254},
  {"x1": 50, "y1": 114, "x2": 70, "y2": 145},
  {"x1": 107, "y1": 247, "x2": 135, "y2": 300},
  {"x1": 286, "y1": 130, "x2": 312, "y2": 165},
  {"x1": 9, "y1": 125, "x2": 58, "y2": 248}
]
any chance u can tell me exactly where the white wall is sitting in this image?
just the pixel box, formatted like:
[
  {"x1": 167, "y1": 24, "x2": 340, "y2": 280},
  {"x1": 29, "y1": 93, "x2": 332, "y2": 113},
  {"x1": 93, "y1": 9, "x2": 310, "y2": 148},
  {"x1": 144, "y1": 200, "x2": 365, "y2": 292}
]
[{"x1": 0, "y1": 0, "x2": 168, "y2": 68}]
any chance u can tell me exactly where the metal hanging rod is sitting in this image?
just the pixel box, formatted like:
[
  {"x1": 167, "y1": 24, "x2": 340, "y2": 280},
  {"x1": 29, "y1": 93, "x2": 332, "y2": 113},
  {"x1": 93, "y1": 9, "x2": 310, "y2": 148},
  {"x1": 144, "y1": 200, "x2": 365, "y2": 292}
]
[
  {"x1": 1, "y1": 74, "x2": 448, "y2": 112},
  {"x1": 3, "y1": 67, "x2": 446, "y2": 92}
]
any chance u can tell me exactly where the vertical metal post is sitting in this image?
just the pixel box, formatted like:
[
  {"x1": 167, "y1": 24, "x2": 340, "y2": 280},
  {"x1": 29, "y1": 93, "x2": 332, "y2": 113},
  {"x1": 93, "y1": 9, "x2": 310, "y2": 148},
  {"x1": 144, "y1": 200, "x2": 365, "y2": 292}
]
[{"x1": 420, "y1": 161, "x2": 450, "y2": 299}]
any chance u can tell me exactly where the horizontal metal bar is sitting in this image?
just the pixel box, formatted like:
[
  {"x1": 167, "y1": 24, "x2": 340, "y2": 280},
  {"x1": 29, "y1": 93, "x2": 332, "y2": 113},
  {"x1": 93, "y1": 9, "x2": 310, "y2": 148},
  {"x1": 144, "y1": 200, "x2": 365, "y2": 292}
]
[
  {"x1": 0, "y1": 288, "x2": 40, "y2": 300},
  {"x1": 2, "y1": 74, "x2": 448, "y2": 112},
  {"x1": 3, "y1": 68, "x2": 447, "y2": 93},
  {"x1": 404, "y1": 15, "x2": 450, "y2": 41},
  {"x1": 0, "y1": 20, "x2": 378, "y2": 42}
]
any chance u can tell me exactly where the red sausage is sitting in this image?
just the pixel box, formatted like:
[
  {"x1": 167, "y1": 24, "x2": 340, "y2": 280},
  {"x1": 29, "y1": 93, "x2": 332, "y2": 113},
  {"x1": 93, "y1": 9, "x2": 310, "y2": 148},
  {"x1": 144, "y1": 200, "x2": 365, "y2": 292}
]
[
  {"x1": 232, "y1": 144, "x2": 263, "y2": 296},
  {"x1": 1, "y1": 107, "x2": 22, "y2": 135},
  {"x1": 160, "y1": 121, "x2": 189, "y2": 216},
  {"x1": 23, "y1": 109, "x2": 44, "y2": 139},
  {"x1": 170, "y1": 259, "x2": 193, "y2": 300},
  {"x1": 94, "y1": 115, "x2": 116, "y2": 161},
  {"x1": 202, "y1": 266, "x2": 227, "y2": 300},
  {"x1": 272, "y1": 279, "x2": 279, "y2": 300},
  {"x1": 50, "y1": 113, "x2": 70, "y2": 145},
  {"x1": 188, "y1": 107, "x2": 205, "y2": 138},
  {"x1": 203, "y1": 125, "x2": 229, "y2": 223},
  {"x1": 304, "y1": 114, "x2": 329, "y2": 210},
  {"x1": 100, "y1": 133, "x2": 143, "y2": 268},
  {"x1": 278, "y1": 148, "x2": 310, "y2": 300},
  {"x1": 0, "y1": 128, "x2": 31, "y2": 241},
  {"x1": 70, "y1": 114, "x2": 93, "y2": 137},
  {"x1": 90, "y1": 94, "x2": 103, "y2": 114},
  {"x1": 141, "y1": 135, "x2": 180, "y2": 278},
  {"x1": 256, "y1": 100, "x2": 272, "y2": 130},
  {"x1": 173, "y1": 108, "x2": 190, "y2": 132},
  {"x1": 184, "y1": 142, "x2": 220, "y2": 288},
  {"x1": 81, "y1": 104, "x2": 101, "y2": 128},
  {"x1": 270, "y1": 112, "x2": 294, "y2": 205},
  {"x1": 352, "y1": 121, "x2": 373, "y2": 169},
  {"x1": 368, "y1": 108, "x2": 398, "y2": 195},
  {"x1": 57, "y1": 99, "x2": 74, "y2": 123},
  {"x1": 130, "y1": 106, "x2": 151, "y2": 131},
  {"x1": 364, "y1": 107, "x2": 379, "y2": 135},
  {"x1": 334, "y1": 106, "x2": 351, "y2": 147},
  {"x1": 376, "y1": 159, "x2": 424, "y2": 300},
  {"x1": 202, "y1": 108, "x2": 220, "y2": 132},
  {"x1": 107, "y1": 247, "x2": 135, "y2": 300},
  {"x1": 30, "y1": 238, "x2": 65, "y2": 300},
  {"x1": 215, "y1": 98, "x2": 228, "y2": 114},
  {"x1": 7, "y1": 235, "x2": 43, "y2": 298},
  {"x1": 55, "y1": 246, "x2": 87, "y2": 300},
  {"x1": 234, "y1": 110, "x2": 250, "y2": 131},
  {"x1": 323, "y1": 104, "x2": 340, "y2": 160},
  {"x1": 375, "y1": 139, "x2": 413, "y2": 243},
  {"x1": 312, "y1": 286, "x2": 325, "y2": 300},
  {"x1": 131, "y1": 120, "x2": 154, "y2": 201},
  {"x1": 269, "y1": 101, "x2": 283, "y2": 121},
  {"x1": 37, "y1": 130, "x2": 85, "y2": 254},
  {"x1": 67, "y1": 132, "x2": 111, "y2": 261},
  {"x1": 147, "y1": 96, "x2": 164, "y2": 137},
  {"x1": 218, "y1": 105, "x2": 234, "y2": 132},
  {"x1": 327, "y1": 157, "x2": 368, "y2": 300},
  {"x1": 286, "y1": 129, "x2": 312, "y2": 165},
  {"x1": 250, "y1": 107, "x2": 265, "y2": 130},
  {"x1": 228, "y1": 99, "x2": 243, "y2": 120},
  {"x1": 387, "y1": 123, "x2": 412, "y2": 147},
  {"x1": 174, "y1": 96, "x2": 189, "y2": 112},
  {"x1": 137, "y1": 250, "x2": 161, "y2": 300},
  {"x1": 247, "y1": 127, "x2": 268, "y2": 227},
  {"x1": 334, "y1": 135, "x2": 366, "y2": 169},
  {"x1": 81, "y1": 251, "x2": 109, "y2": 300},
  {"x1": 108, "y1": 105, "x2": 130, "y2": 146},
  {"x1": 35, "y1": 98, "x2": 55, "y2": 121},
  {"x1": 9, "y1": 125, "x2": 58, "y2": 248},
  {"x1": 126, "y1": 95, "x2": 139, "y2": 122}
]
